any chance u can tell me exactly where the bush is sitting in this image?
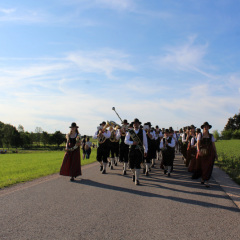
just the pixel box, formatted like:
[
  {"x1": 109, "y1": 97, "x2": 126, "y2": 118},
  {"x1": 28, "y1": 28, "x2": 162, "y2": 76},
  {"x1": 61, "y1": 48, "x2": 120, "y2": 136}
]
[
  {"x1": 221, "y1": 130, "x2": 233, "y2": 140},
  {"x1": 232, "y1": 129, "x2": 240, "y2": 139},
  {"x1": 212, "y1": 130, "x2": 220, "y2": 141}
]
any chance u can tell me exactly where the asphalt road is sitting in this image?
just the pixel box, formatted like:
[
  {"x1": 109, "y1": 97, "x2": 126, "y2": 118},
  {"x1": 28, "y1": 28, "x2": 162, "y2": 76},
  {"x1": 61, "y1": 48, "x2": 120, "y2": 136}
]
[{"x1": 1, "y1": 153, "x2": 240, "y2": 240}]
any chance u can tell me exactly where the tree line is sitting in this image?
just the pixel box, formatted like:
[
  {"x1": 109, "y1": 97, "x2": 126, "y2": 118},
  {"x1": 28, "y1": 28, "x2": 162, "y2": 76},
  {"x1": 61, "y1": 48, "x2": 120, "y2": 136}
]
[
  {"x1": 0, "y1": 122, "x2": 66, "y2": 149},
  {"x1": 221, "y1": 112, "x2": 240, "y2": 140}
]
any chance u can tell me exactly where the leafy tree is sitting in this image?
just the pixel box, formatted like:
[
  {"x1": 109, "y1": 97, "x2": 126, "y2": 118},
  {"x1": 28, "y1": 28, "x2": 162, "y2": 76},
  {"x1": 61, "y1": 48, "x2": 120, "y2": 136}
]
[
  {"x1": 232, "y1": 129, "x2": 240, "y2": 139},
  {"x1": 2, "y1": 124, "x2": 21, "y2": 148},
  {"x1": 20, "y1": 132, "x2": 32, "y2": 148},
  {"x1": 35, "y1": 127, "x2": 43, "y2": 146},
  {"x1": 0, "y1": 121, "x2": 4, "y2": 147},
  {"x1": 18, "y1": 124, "x2": 24, "y2": 133},
  {"x1": 51, "y1": 131, "x2": 65, "y2": 147},
  {"x1": 221, "y1": 130, "x2": 233, "y2": 140},
  {"x1": 224, "y1": 113, "x2": 240, "y2": 131},
  {"x1": 41, "y1": 131, "x2": 50, "y2": 147},
  {"x1": 212, "y1": 130, "x2": 220, "y2": 141}
]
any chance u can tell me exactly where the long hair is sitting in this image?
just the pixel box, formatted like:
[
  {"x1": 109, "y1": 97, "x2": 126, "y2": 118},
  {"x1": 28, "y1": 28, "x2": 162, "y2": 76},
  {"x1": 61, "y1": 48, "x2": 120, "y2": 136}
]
[{"x1": 66, "y1": 127, "x2": 79, "y2": 142}]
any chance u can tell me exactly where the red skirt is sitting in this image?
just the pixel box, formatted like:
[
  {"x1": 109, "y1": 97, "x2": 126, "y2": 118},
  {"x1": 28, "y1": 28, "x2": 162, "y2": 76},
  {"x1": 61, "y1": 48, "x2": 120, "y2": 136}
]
[
  {"x1": 196, "y1": 146, "x2": 215, "y2": 181},
  {"x1": 60, "y1": 147, "x2": 81, "y2": 177}
]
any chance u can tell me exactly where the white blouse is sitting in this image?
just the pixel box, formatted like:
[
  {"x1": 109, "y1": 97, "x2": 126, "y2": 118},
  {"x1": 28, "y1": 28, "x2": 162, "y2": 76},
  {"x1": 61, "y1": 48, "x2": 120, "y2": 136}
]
[{"x1": 197, "y1": 133, "x2": 215, "y2": 142}]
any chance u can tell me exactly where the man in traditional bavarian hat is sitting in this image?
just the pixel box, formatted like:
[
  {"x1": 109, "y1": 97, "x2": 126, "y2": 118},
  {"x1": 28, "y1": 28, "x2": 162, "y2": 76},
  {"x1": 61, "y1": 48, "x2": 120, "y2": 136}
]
[
  {"x1": 125, "y1": 118, "x2": 148, "y2": 185},
  {"x1": 117, "y1": 119, "x2": 130, "y2": 175},
  {"x1": 160, "y1": 128, "x2": 175, "y2": 177},
  {"x1": 155, "y1": 125, "x2": 163, "y2": 162},
  {"x1": 93, "y1": 121, "x2": 111, "y2": 174}
]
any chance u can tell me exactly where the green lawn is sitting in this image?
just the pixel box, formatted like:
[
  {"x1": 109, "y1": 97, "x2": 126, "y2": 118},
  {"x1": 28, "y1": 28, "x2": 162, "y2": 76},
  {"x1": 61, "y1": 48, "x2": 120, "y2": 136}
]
[
  {"x1": 215, "y1": 139, "x2": 240, "y2": 185},
  {"x1": 0, "y1": 148, "x2": 97, "y2": 189}
]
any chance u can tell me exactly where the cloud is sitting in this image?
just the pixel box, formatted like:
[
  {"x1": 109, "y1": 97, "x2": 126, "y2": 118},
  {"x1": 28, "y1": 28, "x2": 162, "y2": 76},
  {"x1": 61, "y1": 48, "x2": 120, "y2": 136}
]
[
  {"x1": 66, "y1": 48, "x2": 135, "y2": 79},
  {"x1": 153, "y1": 35, "x2": 214, "y2": 77},
  {"x1": 94, "y1": 0, "x2": 134, "y2": 11},
  {"x1": 0, "y1": 8, "x2": 16, "y2": 14}
]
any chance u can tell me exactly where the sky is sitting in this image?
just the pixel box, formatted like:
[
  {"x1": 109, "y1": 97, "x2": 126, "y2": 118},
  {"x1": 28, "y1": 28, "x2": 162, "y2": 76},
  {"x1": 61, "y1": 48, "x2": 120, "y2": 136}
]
[{"x1": 0, "y1": 0, "x2": 240, "y2": 135}]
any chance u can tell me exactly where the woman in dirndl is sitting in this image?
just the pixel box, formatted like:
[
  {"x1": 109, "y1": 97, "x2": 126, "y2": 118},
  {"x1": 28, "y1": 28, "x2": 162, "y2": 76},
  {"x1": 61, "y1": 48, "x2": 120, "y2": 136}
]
[
  {"x1": 196, "y1": 122, "x2": 218, "y2": 188},
  {"x1": 60, "y1": 122, "x2": 82, "y2": 181}
]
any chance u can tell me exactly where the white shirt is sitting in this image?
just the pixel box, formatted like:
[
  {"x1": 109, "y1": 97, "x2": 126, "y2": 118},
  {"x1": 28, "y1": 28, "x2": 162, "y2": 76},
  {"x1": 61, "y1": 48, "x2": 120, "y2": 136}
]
[
  {"x1": 148, "y1": 130, "x2": 155, "y2": 140},
  {"x1": 93, "y1": 130, "x2": 111, "y2": 139},
  {"x1": 191, "y1": 137, "x2": 197, "y2": 146},
  {"x1": 159, "y1": 137, "x2": 175, "y2": 149},
  {"x1": 125, "y1": 128, "x2": 148, "y2": 153},
  {"x1": 172, "y1": 133, "x2": 177, "y2": 141},
  {"x1": 197, "y1": 133, "x2": 215, "y2": 142},
  {"x1": 155, "y1": 131, "x2": 163, "y2": 140},
  {"x1": 86, "y1": 141, "x2": 92, "y2": 147},
  {"x1": 181, "y1": 133, "x2": 187, "y2": 143}
]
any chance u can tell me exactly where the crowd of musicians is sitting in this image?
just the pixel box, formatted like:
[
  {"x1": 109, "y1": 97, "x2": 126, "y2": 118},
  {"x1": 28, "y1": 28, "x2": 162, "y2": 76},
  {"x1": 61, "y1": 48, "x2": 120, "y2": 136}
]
[
  {"x1": 60, "y1": 119, "x2": 218, "y2": 188},
  {"x1": 91, "y1": 119, "x2": 218, "y2": 187}
]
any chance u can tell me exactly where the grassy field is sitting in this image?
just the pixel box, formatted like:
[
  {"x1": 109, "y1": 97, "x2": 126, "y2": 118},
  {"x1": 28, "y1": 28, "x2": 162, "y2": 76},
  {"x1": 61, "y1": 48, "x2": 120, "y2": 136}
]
[
  {"x1": 215, "y1": 139, "x2": 240, "y2": 185},
  {"x1": 0, "y1": 148, "x2": 97, "y2": 189}
]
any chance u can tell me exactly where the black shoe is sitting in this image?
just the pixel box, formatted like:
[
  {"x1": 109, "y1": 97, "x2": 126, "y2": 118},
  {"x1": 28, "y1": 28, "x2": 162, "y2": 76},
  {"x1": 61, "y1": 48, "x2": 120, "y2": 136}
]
[
  {"x1": 149, "y1": 168, "x2": 151, "y2": 172},
  {"x1": 100, "y1": 166, "x2": 103, "y2": 171},
  {"x1": 123, "y1": 171, "x2": 126, "y2": 175},
  {"x1": 201, "y1": 181, "x2": 205, "y2": 184},
  {"x1": 164, "y1": 170, "x2": 167, "y2": 174},
  {"x1": 145, "y1": 171, "x2": 149, "y2": 176},
  {"x1": 114, "y1": 162, "x2": 117, "y2": 166},
  {"x1": 132, "y1": 175, "x2": 135, "y2": 182},
  {"x1": 110, "y1": 166, "x2": 113, "y2": 170},
  {"x1": 70, "y1": 177, "x2": 74, "y2": 181},
  {"x1": 151, "y1": 164, "x2": 154, "y2": 168},
  {"x1": 102, "y1": 169, "x2": 106, "y2": 174},
  {"x1": 108, "y1": 162, "x2": 111, "y2": 167},
  {"x1": 135, "y1": 180, "x2": 140, "y2": 185},
  {"x1": 168, "y1": 173, "x2": 170, "y2": 177},
  {"x1": 143, "y1": 168, "x2": 146, "y2": 174}
]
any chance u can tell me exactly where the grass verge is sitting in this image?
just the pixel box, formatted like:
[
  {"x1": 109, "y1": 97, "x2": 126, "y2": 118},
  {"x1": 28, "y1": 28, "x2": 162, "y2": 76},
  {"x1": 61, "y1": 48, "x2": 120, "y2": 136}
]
[
  {"x1": 215, "y1": 140, "x2": 240, "y2": 185},
  {"x1": 0, "y1": 148, "x2": 97, "y2": 189}
]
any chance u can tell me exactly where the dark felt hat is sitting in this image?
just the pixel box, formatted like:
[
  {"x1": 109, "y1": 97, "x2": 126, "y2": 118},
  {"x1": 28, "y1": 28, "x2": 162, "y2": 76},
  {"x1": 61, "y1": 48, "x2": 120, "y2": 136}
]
[
  {"x1": 69, "y1": 122, "x2": 79, "y2": 128},
  {"x1": 169, "y1": 127, "x2": 174, "y2": 132},
  {"x1": 147, "y1": 122, "x2": 152, "y2": 126},
  {"x1": 123, "y1": 119, "x2": 129, "y2": 124},
  {"x1": 133, "y1": 118, "x2": 141, "y2": 124},
  {"x1": 129, "y1": 122, "x2": 134, "y2": 128},
  {"x1": 201, "y1": 122, "x2": 212, "y2": 129},
  {"x1": 196, "y1": 128, "x2": 201, "y2": 134},
  {"x1": 165, "y1": 129, "x2": 169, "y2": 133},
  {"x1": 190, "y1": 124, "x2": 196, "y2": 129},
  {"x1": 102, "y1": 121, "x2": 106, "y2": 125},
  {"x1": 156, "y1": 125, "x2": 159, "y2": 128}
]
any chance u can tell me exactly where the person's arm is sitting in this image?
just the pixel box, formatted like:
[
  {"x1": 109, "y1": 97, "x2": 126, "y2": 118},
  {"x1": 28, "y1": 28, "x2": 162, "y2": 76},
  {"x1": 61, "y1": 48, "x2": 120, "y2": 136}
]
[
  {"x1": 197, "y1": 133, "x2": 201, "y2": 155},
  {"x1": 182, "y1": 133, "x2": 187, "y2": 143},
  {"x1": 116, "y1": 129, "x2": 121, "y2": 140},
  {"x1": 124, "y1": 132, "x2": 133, "y2": 145},
  {"x1": 159, "y1": 139, "x2": 163, "y2": 149},
  {"x1": 93, "y1": 131, "x2": 98, "y2": 139},
  {"x1": 211, "y1": 135, "x2": 218, "y2": 160},
  {"x1": 191, "y1": 137, "x2": 196, "y2": 148},
  {"x1": 168, "y1": 138, "x2": 175, "y2": 148},
  {"x1": 143, "y1": 130, "x2": 148, "y2": 154},
  {"x1": 103, "y1": 130, "x2": 110, "y2": 138}
]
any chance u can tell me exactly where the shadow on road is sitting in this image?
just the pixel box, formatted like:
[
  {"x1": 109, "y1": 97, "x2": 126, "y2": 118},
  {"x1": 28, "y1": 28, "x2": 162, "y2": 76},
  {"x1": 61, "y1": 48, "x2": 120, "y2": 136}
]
[
  {"x1": 73, "y1": 154, "x2": 239, "y2": 212},
  {"x1": 74, "y1": 179, "x2": 239, "y2": 213}
]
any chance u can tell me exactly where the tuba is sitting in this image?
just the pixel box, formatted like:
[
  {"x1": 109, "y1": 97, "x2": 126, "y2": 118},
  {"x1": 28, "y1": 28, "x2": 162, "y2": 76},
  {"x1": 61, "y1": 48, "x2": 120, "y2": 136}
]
[{"x1": 98, "y1": 121, "x2": 110, "y2": 144}]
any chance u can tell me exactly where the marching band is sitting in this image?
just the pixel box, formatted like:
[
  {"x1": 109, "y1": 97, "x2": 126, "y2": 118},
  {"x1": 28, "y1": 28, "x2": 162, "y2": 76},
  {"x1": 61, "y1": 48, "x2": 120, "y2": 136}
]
[{"x1": 92, "y1": 109, "x2": 218, "y2": 188}]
